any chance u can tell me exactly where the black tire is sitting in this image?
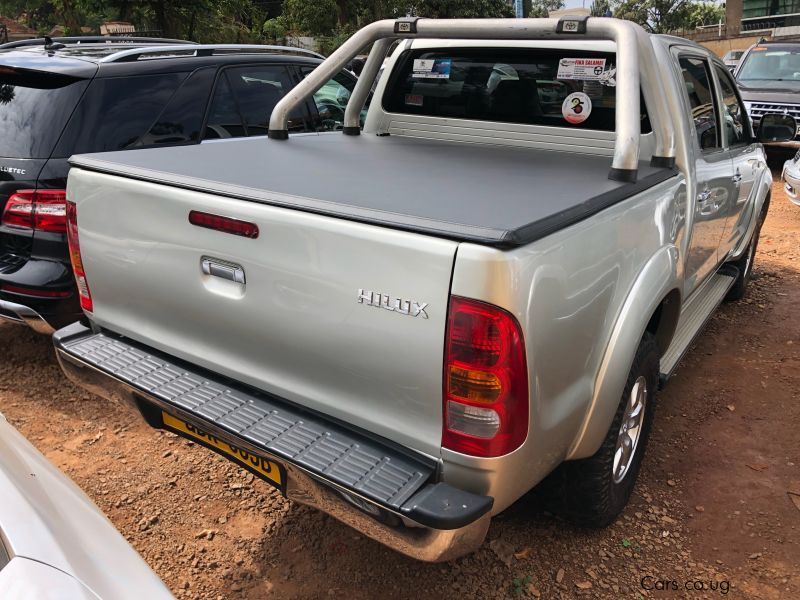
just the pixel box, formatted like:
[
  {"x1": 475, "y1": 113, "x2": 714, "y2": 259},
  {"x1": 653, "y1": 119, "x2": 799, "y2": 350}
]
[
  {"x1": 726, "y1": 198, "x2": 769, "y2": 302},
  {"x1": 552, "y1": 333, "x2": 659, "y2": 528}
]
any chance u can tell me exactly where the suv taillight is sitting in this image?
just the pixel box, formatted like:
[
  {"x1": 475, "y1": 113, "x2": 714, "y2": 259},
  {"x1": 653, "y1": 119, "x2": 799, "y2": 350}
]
[
  {"x1": 443, "y1": 297, "x2": 528, "y2": 457},
  {"x1": 66, "y1": 201, "x2": 92, "y2": 312},
  {"x1": 1, "y1": 189, "x2": 67, "y2": 233}
]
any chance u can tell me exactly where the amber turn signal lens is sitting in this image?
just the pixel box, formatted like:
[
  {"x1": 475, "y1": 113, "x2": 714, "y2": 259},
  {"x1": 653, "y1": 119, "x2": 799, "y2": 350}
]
[{"x1": 447, "y1": 366, "x2": 502, "y2": 403}]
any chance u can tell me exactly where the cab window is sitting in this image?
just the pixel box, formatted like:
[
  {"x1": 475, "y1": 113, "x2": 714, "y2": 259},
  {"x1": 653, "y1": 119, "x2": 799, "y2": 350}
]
[
  {"x1": 713, "y1": 64, "x2": 748, "y2": 147},
  {"x1": 383, "y1": 47, "x2": 652, "y2": 132},
  {"x1": 300, "y1": 68, "x2": 365, "y2": 132},
  {"x1": 678, "y1": 57, "x2": 720, "y2": 152},
  {"x1": 203, "y1": 65, "x2": 307, "y2": 139}
]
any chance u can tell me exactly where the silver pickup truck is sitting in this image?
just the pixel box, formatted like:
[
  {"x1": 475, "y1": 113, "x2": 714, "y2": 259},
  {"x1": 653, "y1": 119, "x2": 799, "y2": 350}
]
[{"x1": 53, "y1": 17, "x2": 796, "y2": 562}]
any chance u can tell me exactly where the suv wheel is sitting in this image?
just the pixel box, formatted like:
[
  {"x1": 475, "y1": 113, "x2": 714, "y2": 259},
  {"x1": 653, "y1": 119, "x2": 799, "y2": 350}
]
[{"x1": 552, "y1": 333, "x2": 659, "y2": 527}]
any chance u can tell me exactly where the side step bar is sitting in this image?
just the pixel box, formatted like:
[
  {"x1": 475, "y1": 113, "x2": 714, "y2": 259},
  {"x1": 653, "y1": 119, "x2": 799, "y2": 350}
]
[
  {"x1": 53, "y1": 322, "x2": 492, "y2": 561},
  {"x1": 660, "y1": 269, "x2": 736, "y2": 380}
]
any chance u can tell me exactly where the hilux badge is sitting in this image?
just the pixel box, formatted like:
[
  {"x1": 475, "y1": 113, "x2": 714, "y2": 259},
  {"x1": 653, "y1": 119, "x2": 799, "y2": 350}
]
[{"x1": 357, "y1": 289, "x2": 428, "y2": 319}]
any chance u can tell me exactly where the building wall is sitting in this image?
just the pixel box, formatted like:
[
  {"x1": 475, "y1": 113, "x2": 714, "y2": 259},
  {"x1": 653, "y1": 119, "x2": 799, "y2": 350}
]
[{"x1": 699, "y1": 35, "x2": 768, "y2": 57}]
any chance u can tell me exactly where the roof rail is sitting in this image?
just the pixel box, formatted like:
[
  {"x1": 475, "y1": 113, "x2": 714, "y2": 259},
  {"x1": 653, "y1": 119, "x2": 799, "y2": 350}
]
[
  {"x1": 0, "y1": 36, "x2": 197, "y2": 49},
  {"x1": 99, "y1": 43, "x2": 324, "y2": 63},
  {"x1": 268, "y1": 16, "x2": 677, "y2": 183}
]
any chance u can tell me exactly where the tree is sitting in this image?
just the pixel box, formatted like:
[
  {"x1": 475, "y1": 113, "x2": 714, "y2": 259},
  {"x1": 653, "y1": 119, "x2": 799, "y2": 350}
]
[
  {"x1": 613, "y1": 0, "x2": 693, "y2": 33},
  {"x1": 283, "y1": 0, "x2": 338, "y2": 34},
  {"x1": 687, "y1": 1, "x2": 724, "y2": 27},
  {"x1": 591, "y1": 0, "x2": 611, "y2": 17},
  {"x1": 527, "y1": 0, "x2": 563, "y2": 18}
]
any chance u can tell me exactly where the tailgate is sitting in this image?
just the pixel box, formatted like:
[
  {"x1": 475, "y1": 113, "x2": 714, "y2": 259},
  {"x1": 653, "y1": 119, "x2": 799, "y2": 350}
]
[{"x1": 67, "y1": 168, "x2": 458, "y2": 457}]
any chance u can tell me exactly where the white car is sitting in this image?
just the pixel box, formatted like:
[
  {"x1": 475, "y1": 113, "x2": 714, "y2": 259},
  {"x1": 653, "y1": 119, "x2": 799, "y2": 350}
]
[
  {"x1": 783, "y1": 151, "x2": 800, "y2": 205},
  {"x1": 0, "y1": 412, "x2": 172, "y2": 599}
]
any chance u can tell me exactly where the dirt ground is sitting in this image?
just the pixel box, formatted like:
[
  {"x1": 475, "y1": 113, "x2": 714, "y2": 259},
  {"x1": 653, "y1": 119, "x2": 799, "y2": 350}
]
[{"x1": 1, "y1": 174, "x2": 798, "y2": 599}]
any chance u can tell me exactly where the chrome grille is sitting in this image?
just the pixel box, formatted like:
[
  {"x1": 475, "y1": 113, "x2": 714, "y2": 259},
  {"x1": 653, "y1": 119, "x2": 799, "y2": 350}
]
[
  {"x1": 749, "y1": 102, "x2": 800, "y2": 120},
  {"x1": 748, "y1": 102, "x2": 800, "y2": 137}
]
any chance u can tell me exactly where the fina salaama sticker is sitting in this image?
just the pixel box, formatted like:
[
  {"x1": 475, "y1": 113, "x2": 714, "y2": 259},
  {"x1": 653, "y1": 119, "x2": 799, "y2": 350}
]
[
  {"x1": 557, "y1": 58, "x2": 607, "y2": 81},
  {"x1": 562, "y1": 92, "x2": 592, "y2": 124}
]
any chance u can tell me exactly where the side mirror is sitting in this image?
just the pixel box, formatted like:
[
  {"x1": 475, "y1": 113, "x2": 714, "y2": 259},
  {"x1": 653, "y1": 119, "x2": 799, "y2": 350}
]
[{"x1": 757, "y1": 113, "x2": 797, "y2": 143}]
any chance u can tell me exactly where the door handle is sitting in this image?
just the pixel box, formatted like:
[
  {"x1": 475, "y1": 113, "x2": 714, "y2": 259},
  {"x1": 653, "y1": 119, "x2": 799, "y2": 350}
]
[{"x1": 201, "y1": 257, "x2": 246, "y2": 284}]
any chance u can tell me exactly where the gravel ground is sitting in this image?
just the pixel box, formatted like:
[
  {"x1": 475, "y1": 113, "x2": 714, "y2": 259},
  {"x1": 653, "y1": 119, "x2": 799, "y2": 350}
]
[{"x1": 0, "y1": 176, "x2": 798, "y2": 599}]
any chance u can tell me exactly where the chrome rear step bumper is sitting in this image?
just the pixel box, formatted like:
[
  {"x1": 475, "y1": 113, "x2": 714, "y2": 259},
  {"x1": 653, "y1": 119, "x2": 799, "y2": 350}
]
[
  {"x1": 0, "y1": 299, "x2": 55, "y2": 335},
  {"x1": 53, "y1": 322, "x2": 492, "y2": 562}
]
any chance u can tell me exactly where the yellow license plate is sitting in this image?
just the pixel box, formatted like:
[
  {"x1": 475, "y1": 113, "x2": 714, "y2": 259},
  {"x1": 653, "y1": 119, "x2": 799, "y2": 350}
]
[{"x1": 161, "y1": 412, "x2": 284, "y2": 491}]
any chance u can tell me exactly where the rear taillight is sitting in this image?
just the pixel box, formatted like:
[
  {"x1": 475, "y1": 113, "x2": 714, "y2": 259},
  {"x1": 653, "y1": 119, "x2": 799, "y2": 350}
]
[
  {"x1": 443, "y1": 297, "x2": 528, "y2": 458},
  {"x1": 1, "y1": 189, "x2": 67, "y2": 233},
  {"x1": 66, "y1": 201, "x2": 93, "y2": 312}
]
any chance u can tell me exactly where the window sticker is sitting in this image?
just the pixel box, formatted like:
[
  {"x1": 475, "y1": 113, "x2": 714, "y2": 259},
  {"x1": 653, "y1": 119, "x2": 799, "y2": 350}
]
[
  {"x1": 557, "y1": 58, "x2": 607, "y2": 81},
  {"x1": 599, "y1": 66, "x2": 617, "y2": 87},
  {"x1": 405, "y1": 94, "x2": 424, "y2": 106},
  {"x1": 412, "y1": 58, "x2": 452, "y2": 79},
  {"x1": 562, "y1": 92, "x2": 592, "y2": 124}
]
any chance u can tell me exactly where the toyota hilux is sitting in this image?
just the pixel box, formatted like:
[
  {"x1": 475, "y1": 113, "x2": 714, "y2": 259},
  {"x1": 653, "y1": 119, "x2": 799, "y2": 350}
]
[{"x1": 53, "y1": 17, "x2": 795, "y2": 561}]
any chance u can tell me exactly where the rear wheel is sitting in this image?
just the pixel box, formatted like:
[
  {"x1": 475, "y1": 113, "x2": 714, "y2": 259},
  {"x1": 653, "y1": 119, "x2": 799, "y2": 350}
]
[
  {"x1": 552, "y1": 333, "x2": 659, "y2": 527},
  {"x1": 726, "y1": 199, "x2": 769, "y2": 302}
]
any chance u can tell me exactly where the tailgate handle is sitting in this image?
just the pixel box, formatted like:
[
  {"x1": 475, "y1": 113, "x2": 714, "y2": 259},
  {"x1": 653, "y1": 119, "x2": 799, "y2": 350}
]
[{"x1": 201, "y1": 257, "x2": 245, "y2": 284}]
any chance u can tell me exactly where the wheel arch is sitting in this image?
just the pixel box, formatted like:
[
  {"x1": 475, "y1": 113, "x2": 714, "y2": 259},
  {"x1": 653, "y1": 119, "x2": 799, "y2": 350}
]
[{"x1": 566, "y1": 245, "x2": 681, "y2": 460}]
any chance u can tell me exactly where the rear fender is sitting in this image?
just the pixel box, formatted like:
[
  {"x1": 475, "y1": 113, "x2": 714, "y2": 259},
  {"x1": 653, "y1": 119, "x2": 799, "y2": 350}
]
[{"x1": 566, "y1": 244, "x2": 680, "y2": 459}]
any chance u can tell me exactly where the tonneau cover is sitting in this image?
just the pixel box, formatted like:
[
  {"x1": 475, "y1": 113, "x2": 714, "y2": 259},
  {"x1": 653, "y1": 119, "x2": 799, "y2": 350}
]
[{"x1": 69, "y1": 133, "x2": 676, "y2": 247}]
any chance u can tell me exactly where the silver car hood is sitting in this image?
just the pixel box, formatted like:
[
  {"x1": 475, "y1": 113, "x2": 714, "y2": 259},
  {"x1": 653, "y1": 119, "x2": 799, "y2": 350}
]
[{"x1": 0, "y1": 414, "x2": 172, "y2": 599}]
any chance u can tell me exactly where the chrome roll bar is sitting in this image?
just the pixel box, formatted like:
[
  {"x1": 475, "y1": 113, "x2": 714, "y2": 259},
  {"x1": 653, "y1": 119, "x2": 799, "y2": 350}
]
[{"x1": 268, "y1": 17, "x2": 676, "y2": 182}]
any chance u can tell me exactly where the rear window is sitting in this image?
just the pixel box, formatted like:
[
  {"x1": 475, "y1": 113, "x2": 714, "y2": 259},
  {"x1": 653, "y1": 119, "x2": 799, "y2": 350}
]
[
  {"x1": 0, "y1": 71, "x2": 89, "y2": 159},
  {"x1": 383, "y1": 48, "x2": 651, "y2": 132}
]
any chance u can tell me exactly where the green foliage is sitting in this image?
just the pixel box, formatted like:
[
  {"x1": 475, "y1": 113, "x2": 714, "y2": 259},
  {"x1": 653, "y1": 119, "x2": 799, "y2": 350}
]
[
  {"x1": 317, "y1": 23, "x2": 355, "y2": 55},
  {"x1": 591, "y1": 0, "x2": 611, "y2": 17},
  {"x1": 528, "y1": 0, "x2": 564, "y2": 18},
  {"x1": 687, "y1": 1, "x2": 724, "y2": 27},
  {"x1": 262, "y1": 16, "x2": 288, "y2": 42},
  {"x1": 282, "y1": 0, "x2": 338, "y2": 35},
  {"x1": 512, "y1": 575, "x2": 533, "y2": 596},
  {"x1": 611, "y1": 0, "x2": 724, "y2": 33},
  {"x1": 401, "y1": 0, "x2": 514, "y2": 18},
  {"x1": 0, "y1": 0, "x2": 734, "y2": 43}
]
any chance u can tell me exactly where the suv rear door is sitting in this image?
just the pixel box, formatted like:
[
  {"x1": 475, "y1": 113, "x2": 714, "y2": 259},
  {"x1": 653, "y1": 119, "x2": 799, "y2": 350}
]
[
  {"x1": 201, "y1": 64, "x2": 313, "y2": 140},
  {"x1": 0, "y1": 67, "x2": 91, "y2": 262}
]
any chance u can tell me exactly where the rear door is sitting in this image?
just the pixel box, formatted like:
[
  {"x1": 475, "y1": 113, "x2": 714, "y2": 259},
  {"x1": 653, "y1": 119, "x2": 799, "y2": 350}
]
[
  {"x1": 675, "y1": 53, "x2": 737, "y2": 295},
  {"x1": 710, "y1": 62, "x2": 762, "y2": 256},
  {"x1": 0, "y1": 68, "x2": 90, "y2": 269},
  {"x1": 201, "y1": 64, "x2": 312, "y2": 140},
  {"x1": 297, "y1": 67, "x2": 364, "y2": 132}
]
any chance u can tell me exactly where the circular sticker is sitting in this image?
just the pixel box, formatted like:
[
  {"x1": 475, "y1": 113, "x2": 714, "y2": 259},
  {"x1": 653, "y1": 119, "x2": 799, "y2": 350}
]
[{"x1": 562, "y1": 92, "x2": 592, "y2": 124}]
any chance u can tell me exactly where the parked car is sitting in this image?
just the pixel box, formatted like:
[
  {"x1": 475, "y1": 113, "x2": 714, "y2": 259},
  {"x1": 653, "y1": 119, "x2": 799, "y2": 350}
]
[
  {"x1": 54, "y1": 18, "x2": 795, "y2": 562},
  {"x1": 722, "y1": 49, "x2": 743, "y2": 71},
  {"x1": 734, "y1": 40, "x2": 800, "y2": 149},
  {"x1": 0, "y1": 38, "x2": 360, "y2": 334},
  {"x1": 0, "y1": 411, "x2": 172, "y2": 599},
  {"x1": 782, "y1": 150, "x2": 800, "y2": 204}
]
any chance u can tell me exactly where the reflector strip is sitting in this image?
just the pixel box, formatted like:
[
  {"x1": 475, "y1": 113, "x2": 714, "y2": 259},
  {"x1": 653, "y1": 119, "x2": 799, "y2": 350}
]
[
  {"x1": 1, "y1": 284, "x2": 71, "y2": 298},
  {"x1": 189, "y1": 211, "x2": 259, "y2": 239}
]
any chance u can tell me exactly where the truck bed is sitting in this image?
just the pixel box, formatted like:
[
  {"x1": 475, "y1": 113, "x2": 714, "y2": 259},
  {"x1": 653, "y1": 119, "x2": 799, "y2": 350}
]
[{"x1": 69, "y1": 134, "x2": 676, "y2": 248}]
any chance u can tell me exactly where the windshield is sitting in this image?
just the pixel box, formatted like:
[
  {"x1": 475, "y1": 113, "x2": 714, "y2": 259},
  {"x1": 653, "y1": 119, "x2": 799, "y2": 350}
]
[
  {"x1": 737, "y1": 47, "x2": 800, "y2": 81},
  {"x1": 0, "y1": 71, "x2": 89, "y2": 159}
]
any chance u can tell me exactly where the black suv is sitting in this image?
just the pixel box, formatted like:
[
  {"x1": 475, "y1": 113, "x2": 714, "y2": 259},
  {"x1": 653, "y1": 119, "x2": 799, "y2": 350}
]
[
  {"x1": 735, "y1": 40, "x2": 800, "y2": 152},
  {"x1": 0, "y1": 38, "x2": 359, "y2": 333}
]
